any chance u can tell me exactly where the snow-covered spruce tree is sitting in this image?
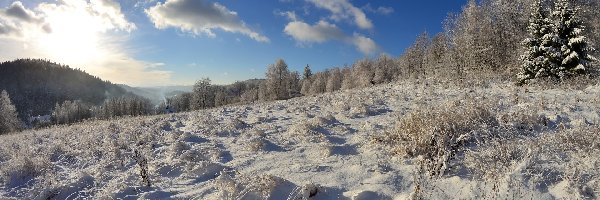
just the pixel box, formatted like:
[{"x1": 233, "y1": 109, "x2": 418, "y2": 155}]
[
  {"x1": 303, "y1": 65, "x2": 312, "y2": 80},
  {"x1": 0, "y1": 90, "x2": 21, "y2": 134},
  {"x1": 519, "y1": 0, "x2": 555, "y2": 83},
  {"x1": 552, "y1": 0, "x2": 595, "y2": 79},
  {"x1": 519, "y1": 0, "x2": 594, "y2": 83}
]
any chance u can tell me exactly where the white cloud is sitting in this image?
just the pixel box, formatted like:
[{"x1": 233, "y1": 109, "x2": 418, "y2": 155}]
[
  {"x1": 1, "y1": 1, "x2": 41, "y2": 23},
  {"x1": 362, "y1": 4, "x2": 394, "y2": 15},
  {"x1": 352, "y1": 33, "x2": 378, "y2": 55},
  {"x1": 145, "y1": 0, "x2": 269, "y2": 42},
  {"x1": 277, "y1": 10, "x2": 298, "y2": 21},
  {"x1": 283, "y1": 19, "x2": 378, "y2": 55},
  {"x1": 284, "y1": 20, "x2": 344, "y2": 43},
  {"x1": 89, "y1": 0, "x2": 137, "y2": 31},
  {"x1": 306, "y1": 0, "x2": 373, "y2": 30},
  {"x1": 0, "y1": 1, "x2": 44, "y2": 37},
  {"x1": 0, "y1": 0, "x2": 171, "y2": 86}
]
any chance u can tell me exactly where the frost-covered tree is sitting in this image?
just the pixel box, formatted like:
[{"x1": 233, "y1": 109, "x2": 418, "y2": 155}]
[
  {"x1": 353, "y1": 59, "x2": 375, "y2": 87},
  {"x1": 578, "y1": 0, "x2": 600, "y2": 59},
  {"x1": 265, "y1": 59, "x2": 291, "y2": 100},
  {"x1": 310, "y1": 72, "x2": 328, "y2": 94},
  {"x1": 446, "y1": 0, "x2": 479, "y2": 77},
  {"x1": 481, "y1": 0, "x2": 531, "y2": 73},
  {"x1": 398, "y1": 32, "x2": 429, "y2": 79},
  {"x1": 519, "y1": 0, "x2": 555, "y2": 82},
  {"x1": 214, "y1": 89, "x2": 227, "y2": 107},
  {"x1": 97, "y1": 96, "x2": 152, "y2": 119},
  {"x1": 303, "y1": 65, "x2": 312, "y2": 80},
  {"x1": 341, "y1": 67, "x2": 355, "y2": 90},
  {"x1": 52, "y1": 100, "x2": 92, "y2": 124},
  {"x1": 373, "y1": 54, "x2": 395, "y2": 84},
  {"x1": 191, "y1": 78, "x2": 215, "y2": 110},
  {"x1": 424, "y1": 33, "x2": 450, "y2": 79},
  {"x1": 288, "y1": 71, "x2": 301, "y2": 98},
  {"x1": 326, "y1": 67, "x2": 343, "y2": 92},
  {"x1": 520, "y1": 0, "x2": 594, "y2": 82},
  {"x1": 168, "y1": 93, "x2": 192, "y2": 112},
  {"x1": 241, "y1": 88, "x2": 259, "y2": 103},
  {"x1": 258, "y1": 81, "x2": 270, "y2": 102},
  {"x1": 0, "y1": 90, "x2": 21, "y2": 134},
  {"x1": 552, "y1": 0, "x2": 594, "y2": 78},
  {"x1": 301, "y1": 78, "x2": 312, "y2": 96}
]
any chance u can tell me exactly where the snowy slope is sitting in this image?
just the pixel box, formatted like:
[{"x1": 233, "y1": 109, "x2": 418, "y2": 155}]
[{"x1": 0, "y1": 81, "x2": 599, "y2": 199}]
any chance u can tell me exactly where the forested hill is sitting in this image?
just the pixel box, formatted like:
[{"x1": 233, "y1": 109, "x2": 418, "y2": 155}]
[{"x1": 0, "y1": 59, "x2": 129, "y2": 119}]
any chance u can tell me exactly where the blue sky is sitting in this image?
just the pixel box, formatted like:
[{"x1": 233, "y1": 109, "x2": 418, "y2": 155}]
[{"x1": 0, "y1": 0, "x2": 465, "y2": 86}]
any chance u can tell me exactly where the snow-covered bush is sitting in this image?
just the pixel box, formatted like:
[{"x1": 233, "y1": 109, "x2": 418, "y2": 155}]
[
  {"x1": 209, "y1": 118, "x2": 249, "y2": 137},
  {"x1": 464, "y1": 124, "x2": 600, "y2": 198},
  {"x1": 373, "y1": 100, "x2": 499, "y2": 176},
  {"x1": 246, "y1": 137, "x2": 267, "y2": 152},
  {"x1": 213, "y1": 173, "x2": 288, "y2": 200},
  {"x1": 287, "y1": 120, "x2": 327, "y2": 144},
  {"x1": 464, "y1": 138, "x2": 529, "y2": 181},
  {"x1": 0, "y1": 156, "x2": 48, "y2": 189},
  {"x1": 348, "y1": 103, "x2": 377, "y2": 118}
]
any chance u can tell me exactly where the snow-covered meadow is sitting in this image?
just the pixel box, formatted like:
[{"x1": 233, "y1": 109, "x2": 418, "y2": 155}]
[{"x1": 0, "y1": 80, "x2": 599, "y2": 199}]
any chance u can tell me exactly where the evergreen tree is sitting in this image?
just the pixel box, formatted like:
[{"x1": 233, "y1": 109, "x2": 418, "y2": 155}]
[
  {"x1": 520, "y1": 0, "x2": 595, "y2": 83},
  {"x1": 0, "y1": 90, "x2": 21, "y2": 134},
  {"x1": 303, "y1": 65, "x2": 312, "y2": 80},
  {"x1": 552, "y1": 0, "x2": 594, "y2": 78},
  {"x1": 519, "y1": 0, "x2": 554, "y2": 83}
]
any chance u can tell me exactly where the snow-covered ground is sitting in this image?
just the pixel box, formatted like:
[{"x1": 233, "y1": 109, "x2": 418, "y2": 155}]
[{"x1": 0, "y1": 81, "x2": 599, "y2": 199}]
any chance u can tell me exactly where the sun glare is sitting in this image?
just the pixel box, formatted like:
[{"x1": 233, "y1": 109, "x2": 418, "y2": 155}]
[{"x1": 36, "y1": 3, "x2": 108, "y2": 66}]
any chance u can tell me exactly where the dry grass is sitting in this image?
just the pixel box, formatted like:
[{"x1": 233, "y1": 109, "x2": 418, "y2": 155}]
[{"x1": 372, "y1": 99, "x2": 499, "y2": 176}]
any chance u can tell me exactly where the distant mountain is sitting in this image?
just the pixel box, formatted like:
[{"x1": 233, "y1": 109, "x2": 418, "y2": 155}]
[
  {"x1": 118, "y1": 84, "x2": 192, "y2": 105},
  {"x1": 0, "y1": 59, "x2": 130, "y2": 120}
]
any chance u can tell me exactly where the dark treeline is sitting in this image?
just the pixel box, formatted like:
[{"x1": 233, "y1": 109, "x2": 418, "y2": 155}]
[
  {"x1": 0, "y1": 59, "x2": 130, "y2": 120},
  {"x1": 0, "y1": 59, "x2": 155, "y2": 129}
]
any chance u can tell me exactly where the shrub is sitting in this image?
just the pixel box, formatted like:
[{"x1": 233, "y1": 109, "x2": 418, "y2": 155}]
[{"x1": 373, "y1": 100, "x2": 499, "y2": 176}]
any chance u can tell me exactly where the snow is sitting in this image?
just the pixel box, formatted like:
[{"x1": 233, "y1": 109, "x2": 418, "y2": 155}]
[{"x1": 0, "y1": 81, "x2": 599, "y2": 199}]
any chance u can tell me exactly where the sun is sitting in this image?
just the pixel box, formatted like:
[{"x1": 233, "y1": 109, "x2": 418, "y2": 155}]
[{"x1": 36, "y1": 3, "x2": 109, "y2": 66}]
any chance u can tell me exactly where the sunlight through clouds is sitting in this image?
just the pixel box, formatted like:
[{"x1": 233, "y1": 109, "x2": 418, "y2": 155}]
[{"x1": 0, "y1": 0, "x2": 172, "y2": 86}]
